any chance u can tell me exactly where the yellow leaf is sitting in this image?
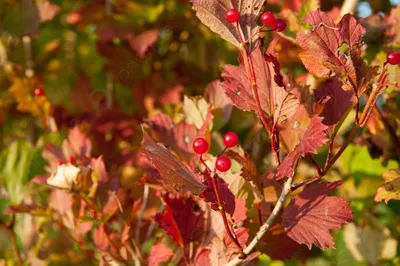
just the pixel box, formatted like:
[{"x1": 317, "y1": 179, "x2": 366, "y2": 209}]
[{"x1": 374, "y1": 169, "x2": 400, "y2": 204}]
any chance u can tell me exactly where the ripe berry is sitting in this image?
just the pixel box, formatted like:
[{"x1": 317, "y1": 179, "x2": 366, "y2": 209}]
[
  {"x1": 223, "y1": 132, "x2": 239, "y2": 148},
  {"x1": 261, "y1": 11, "x2": 276, "y2": 26},
  {"x1": 34, "y1": 87, "x2": 45, "y2": 97},
  {"x1": 274, "y1": 19, "x2": 287, "y2": 32},
  {"x1": 68, "y1": 156, "x2": 75, "y2": 164},
  {"x1": 386, "y1": 51, "x2": 400, "y2": 65},
  {"x1": 216, "y1": 156, "x2": 231, "y2": 172},
  {"x1": 225, "y1": 9, "x2": 240, "y2": 23},
  {"x1": 193, "y1": 138, "x2": 209, "y2": 154}
]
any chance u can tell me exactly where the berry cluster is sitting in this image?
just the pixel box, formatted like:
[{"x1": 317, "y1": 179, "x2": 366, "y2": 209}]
[
  {"x1": 225, "y1": 9, "x2": 286, "y2": 32},
  {"x1": 192, "y1": 132, "x2": 239, "y2": 172},
  {"x1": 386, "y1": 51, "x2": 400, "y2": 65},
  {"x1": 260, "y1": 11, "x2": 287, "y2": 32},
  {"x1": 58, "y1": 156, "x2": 76, "y2": 166}
]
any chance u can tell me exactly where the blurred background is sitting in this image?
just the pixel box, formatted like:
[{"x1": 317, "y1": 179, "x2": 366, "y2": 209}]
[{"x1": 1, "y1": 0, "x2": 400, "y2": 265}]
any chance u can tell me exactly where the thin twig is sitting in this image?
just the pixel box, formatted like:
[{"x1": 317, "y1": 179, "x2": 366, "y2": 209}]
[
  {"x1": 226, "y1": 178, "x2": 293, "y2": 266},
  {"x1": 136, "y1": 184, "x2": 150, "y2": 243},
  {"x1": 211, "y1": 174, "x2": 245, "y2": 257}
]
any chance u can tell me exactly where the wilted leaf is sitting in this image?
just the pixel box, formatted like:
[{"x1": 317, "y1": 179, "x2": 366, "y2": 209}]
[
  {"x1": 276, "y1": 116, "x2": 328, "y2": 179},
  {"x1": 142, "y1": 132, "x2": 206, "y2": 194},
  {"x1": 222, "y1": 48, "x2": 299, "y2": 124},
  {"x1": 374, "y1": 169, "x2": 400, "y2": 203},
  {"x1": 37, "y1": 0, "x2": 61, "y2": 22},
  {"x1": 191, "y1": 0, "x2": 265, "y2": 51},
  {"x1": 204, "y1": 80, "x2": 233, "y2": 128},
  {"x1": 282, "y1": 181, "x2": 353, "y2": 250}
]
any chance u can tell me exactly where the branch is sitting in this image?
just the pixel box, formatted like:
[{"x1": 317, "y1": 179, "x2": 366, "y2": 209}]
[{"x1": 226, "y1": 177, "x2": 293, "y2": 266}]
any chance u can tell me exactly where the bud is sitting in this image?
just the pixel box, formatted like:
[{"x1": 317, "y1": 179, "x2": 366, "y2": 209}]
[{"x1": 47, "y1": 164, "x2": 93, "y2": 192}]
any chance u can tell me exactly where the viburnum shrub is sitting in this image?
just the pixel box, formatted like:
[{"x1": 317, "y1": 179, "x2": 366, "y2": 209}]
[{"x1": 2, "y1": 1, "x2": 400, "y2": 266}]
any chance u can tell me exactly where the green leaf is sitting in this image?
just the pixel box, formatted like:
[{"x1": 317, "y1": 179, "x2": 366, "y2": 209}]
[
  {"x1": 0, "y1": 140, "x2": 46, "y2": 203},
  {"x1": 340, "y1": 145, "x2": 399, "y2": 183}
]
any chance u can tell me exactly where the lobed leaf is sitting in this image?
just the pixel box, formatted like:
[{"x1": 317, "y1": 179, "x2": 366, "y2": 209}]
[
  {"x1": 191, "y1": 0, "x2": 265, "y2": 51},
  {"x1": 282, "y1": 181, "x2": 353, "y2": 250},
  {"x1": 142, "y1": 132, "x2": 206, "y2": 194}
]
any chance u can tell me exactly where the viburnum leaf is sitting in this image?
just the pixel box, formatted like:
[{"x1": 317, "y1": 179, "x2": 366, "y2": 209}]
[
  {"x1": 183, "y1": 96, "x2": 210, "y2": 130},
  {"x1": 374, "y1": 169, "x2": 400, "y2": 204},
  {"x1": 204, "y1": 80, "x2": 233, "y2": 128},
  {"x1": 314, "y1": 78, "x2": 354, "y2": 126},
  {"x1": 148, "y1": 242, "x2": 173, "y2": 266},
  {"x1": 142, "y1": 131, "x2": 206, "y2": 194},
  {"x1": 191, "y1": 0, "x2": 265, "y2": 51},
  {"x1": 147, "y1": 113, "x2": 199, "y2": 161},
  {"x1": 282, "y1": 181, "x2": 353, "y2": 250},
  {"x1": 155, "y1": 197, "x2": 204, "y2": 245},
  {"x1": 276, "y1": 116, "x2": 328, "y2": 179},
  {"x1": 127, "y1": 29, "x2": 159, "y2": 59},
  {"x1": 297, "y1": 10, "x2": 377, "y2": 92},
  {"x1": 93, "y1": 224, "x2": 109, "y2": 252},
  {"x1": 225, "y1": 227, "x2": 249, "y2": 257},
  {"x1": 201, "y1": 176, "x2": 235, "y2": 216},
  {"x1": 222, "y1": 48, "x2": 299, "y2": 124},
  {"x1": 193, "y1": 248, "x2": 211, "y2": 266}
]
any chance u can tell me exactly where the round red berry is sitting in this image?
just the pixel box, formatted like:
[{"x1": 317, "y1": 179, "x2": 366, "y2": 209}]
[
  {"x1": 386, "y1": 51, "x2": 400, "y2": 65},
  {"x1": 193, "y1": 138, "x2": 209, "y2": 154},
  {"x1": 216, "y1": 156, "x2": 231, "y2": 172},
  {"x1": 223, "y1": 132, "x2": 239, "y2": 148},
  {"x1": 274, "y1": 19, "x2": 287, "y2": 32},
  {"x1": 34, "y1": 87, "x2": 45, "y2": 97},
  {"x1": 58, "y1": 161, "x2": 64, "y2": 166},
  {"x1": 68, "y1": 156, "x2": 75, "y2": 164},
  {"x1": 261, "y1": 11, "x2": 276, "y2": 26},
  {"x1": 225, "y1": 9, "x2": 240, "y2": 23}
]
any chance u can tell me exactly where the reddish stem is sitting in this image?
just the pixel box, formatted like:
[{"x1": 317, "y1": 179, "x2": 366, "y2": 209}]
[
  {"x1": 211, "y1": 174, "x2": 245, "y2": 258},
  {"x1": 307, "y1": 154, "x2": 322, "y2": 175}
]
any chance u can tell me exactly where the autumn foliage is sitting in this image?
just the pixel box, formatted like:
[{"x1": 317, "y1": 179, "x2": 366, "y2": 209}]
[{"x1": 1, "y1": 0, "x2": 400, "y2": 266}]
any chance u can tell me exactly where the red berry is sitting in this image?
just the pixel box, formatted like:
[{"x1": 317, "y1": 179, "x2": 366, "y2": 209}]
[
  {"x1": 386, "y1": 51, "x2": 400, "y2": 65},
  {"x1": 223, "y1": 132, "x2": 239, "y2": 148},
  {"x1": 193, "y1": 138, "x2": 209, "y2": 154},
  {"x1": 274, "y1": 19, "x2": 287, "y2": 32},
  {"x1": 225, "y1": 9, "x2": 240, "y2": 23},
  {"x1": 68, "y1": 156, "x2": 75, "y2": 164},
  {"x1": 261, "y1": 11, "x2": 276, "y2": 26},
  {"x1": 58, "y1": 161, "x2": 64, "y2": 166},
  {"x1": 34, "y1": 87, "x2": 45, "y2": 97},
  {"x1": 216, "y1": 156, "x2": 231, "y2": 172}
]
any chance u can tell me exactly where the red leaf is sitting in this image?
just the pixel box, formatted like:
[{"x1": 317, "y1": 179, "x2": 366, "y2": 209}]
[
  {"x1": 93, "y1": 224, "x2": 109, "y2": 251},
  {"x1": 194, "y1": 248, "x2": 211, "y2": 266},
  {"x1": 204, "y1": 80, "x2": 233, "y2": 124},
  {"x1": 68, "y1": 125, "x2": 92, "y2": 159},
  {"x1": 232, "y1": 197, "x2": 248, "y2": 223},
  {"x1": 91, "y1": 156, "x2": 108, "y2": 184},
  {"x1": 148, "y1": 113, "x2": 199, "y2": 161},
  {"x1": 276, "y1": 116, "x2": 328, "y2": 179},
  {"x1": 297, "y1": 10, "x2": 369, "y2": 92},
  {"x1": 142, "y1": 132, "x2": 206, "y2": 194},
  {"x1": 225, "y1": 227, "x2": 249, "y2": 257},
  {"x1": 222, "y1": 48, "x2": 298, "y2": 124},
  {"x1": 282, "y1": 181, "x2": 353, "y2": 250},
  {"x1": 201, "y1": 176, "x2": 235, "y2": 216},
  {"x1": 148, "y1": 242, "x2": 173, "y2": 266},
  {"x1": 314, "y1": 78, "x2": 354, "y2": 126},
  {"x1": 155, "y1": 197, "x2": 204, "y2": 245},
  {"x1": 127, "y1": 29, "x2": 159, "y2": 58},
  {"x1": 48, "y1": 190, "x2": 73, "y2": 214}
]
